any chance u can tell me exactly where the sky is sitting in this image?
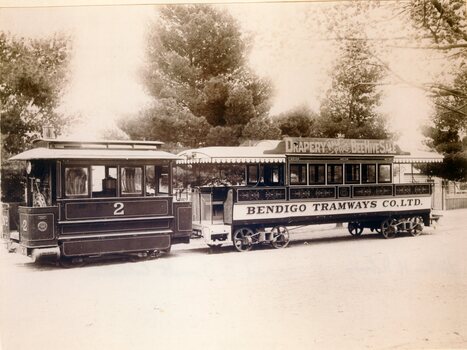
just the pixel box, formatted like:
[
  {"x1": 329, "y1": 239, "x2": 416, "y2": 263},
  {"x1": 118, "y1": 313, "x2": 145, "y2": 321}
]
[{"x1": 0, "y1": 1, "x2": 444, "y2": 151}]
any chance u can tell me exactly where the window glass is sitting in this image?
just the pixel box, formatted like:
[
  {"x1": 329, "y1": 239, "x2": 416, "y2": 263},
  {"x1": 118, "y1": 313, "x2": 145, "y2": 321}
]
[
  {"x1": 247, "y1": 165, "x2": 258, "y2": 185},
  {"x1": 362, "y1": 164, "x2": 376, "y2": 183},
  {"x1": 65, "y1": 167, "x2": 88, "y2": 196},
  {"x1": 378, "y1": 164, "x2": 392, "y2": 183},
  {"x1": 327, "y1": 164, "x2": 343, "y2": 184},
  {"x1": 92, "y1": 166, "x2": 117, "y2": 197},
  {"x1": 146, "y1": 166, "x2": 156, "y2": 196},
  {"x1": 263, "y1": 164, "x2": 284, "y2": 186},
  {"x1": 290, "y1": 164, "x2": 307, "y2": 185},
  {"x1": 157, "y1": 165, "x2": 169, "y2": 194},
  {"x1": 309, "y1": 164, "x2": 325, "y2": 184},
  {"x1": 121, "y1": 167, "x2": 143, "y2": 195},
  {"x1": 345, "y1": 164, "x2": 360, "y2": 184}
]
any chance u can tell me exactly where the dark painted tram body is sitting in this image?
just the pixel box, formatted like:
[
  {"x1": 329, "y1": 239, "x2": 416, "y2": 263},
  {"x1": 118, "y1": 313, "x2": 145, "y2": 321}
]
[{"x1": 7, "y1": 139, "x2": 191, "y2": 262}]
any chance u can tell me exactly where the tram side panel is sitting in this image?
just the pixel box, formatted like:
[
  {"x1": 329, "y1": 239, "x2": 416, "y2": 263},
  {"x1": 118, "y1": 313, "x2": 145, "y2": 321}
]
[
  {"x1": 10, "y1": 196, "x2": 191, "y2": 260},
  {"x1": 232, "y1": 195, "x2": 432, "y2": 228},
  {"x1": 57, "y1": 197, "x2": 177, "y2": 257}
]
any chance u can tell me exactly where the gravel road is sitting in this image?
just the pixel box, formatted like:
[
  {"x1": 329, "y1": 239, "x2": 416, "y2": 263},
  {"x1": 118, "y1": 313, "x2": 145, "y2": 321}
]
[{"x1": 1, "y1": 209, "x2": 466, "y2": 350}]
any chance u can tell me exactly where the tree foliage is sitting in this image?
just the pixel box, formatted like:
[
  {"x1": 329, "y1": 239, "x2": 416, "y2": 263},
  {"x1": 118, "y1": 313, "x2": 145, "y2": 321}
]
[
  {"x1": 1, "y1": 32, "x2": 71, "y2": 154},
  {"x1": 319, "y1": 37, "x2": 390, "y2": 139},
  {"x1": 129, "y1": 4, "x2": 274, "y2": 147},
  {"x1": 402, "y1": 0, "x2": 467, "y2": 181},
  {"x1": 1, "y1": 32, "x2": 71, "y2": 202},
  {"x1": 120, "y1": 98, "x2": 210, "y2": 149},
  {"x1": 275, "y1": 105, "x2": 321, "y2": 137}
]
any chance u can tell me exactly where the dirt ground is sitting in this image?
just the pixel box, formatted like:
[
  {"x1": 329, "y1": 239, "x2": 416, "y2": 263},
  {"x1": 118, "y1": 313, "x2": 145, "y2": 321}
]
[{"x1": 1, "y1": 209, "x2": 466, "y2": 350}]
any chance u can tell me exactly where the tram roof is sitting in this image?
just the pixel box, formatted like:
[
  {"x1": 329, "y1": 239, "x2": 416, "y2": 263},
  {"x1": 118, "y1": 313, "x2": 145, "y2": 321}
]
[
  {"x1": 10, "y1": 138, "x2": 178, "y2": 161},
  {"x1": 10, "y1": 148, "x2": 179, "y2": 161},
  {"x1": 177, "y1": 141, "x2": 285, "y2": 164},
  {"x1": 394, "y1": 150, "x2": 444, "y2": 164},
  {"x1": 177, "y1": 138, "x2": 444, "y2": 165}
]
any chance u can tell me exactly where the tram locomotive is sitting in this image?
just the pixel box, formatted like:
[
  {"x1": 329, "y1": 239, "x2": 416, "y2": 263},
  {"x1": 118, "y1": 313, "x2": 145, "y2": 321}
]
[
  {"x1": 5, "y1": 138, "x2": 192, "y2": 265},
  {"x1": 177, "y1": 137, "x2": 441, "y2": 252}
]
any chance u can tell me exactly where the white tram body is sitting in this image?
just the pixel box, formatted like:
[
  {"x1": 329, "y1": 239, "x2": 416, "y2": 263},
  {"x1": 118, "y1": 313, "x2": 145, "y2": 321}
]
[{"x1": 178, "y1": 138, "x2": 442, "y2": 251}]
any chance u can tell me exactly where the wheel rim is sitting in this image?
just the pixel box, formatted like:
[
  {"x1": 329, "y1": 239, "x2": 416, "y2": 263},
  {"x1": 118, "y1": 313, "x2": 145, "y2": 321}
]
[
  {"x1": 233, "y1": 227, "x2": 254, "y2": 252},
  {"x1": 408, "y1": 216, "x2": 424, "y2": 237},
  {"x1": 381, "y1": 218, "x2": 397, "y2": 239},
  {"x1": 271, "y1": 226, "x2": 290, "y2": 249},
  {"x1": 348, "y1": 222, "x2": 363, "y2": 236}
]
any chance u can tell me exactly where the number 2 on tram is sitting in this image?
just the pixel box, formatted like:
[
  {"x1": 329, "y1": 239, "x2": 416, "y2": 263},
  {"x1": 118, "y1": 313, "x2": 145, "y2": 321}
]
[{"x1": 6, "y1": 138, "x2": 192, "y2": 265}]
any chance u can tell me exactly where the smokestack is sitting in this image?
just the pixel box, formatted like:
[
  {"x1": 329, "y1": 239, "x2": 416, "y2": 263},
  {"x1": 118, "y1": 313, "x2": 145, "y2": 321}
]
[{"x1": 42, "y1": 125, "x2": 56, "y2": 139}]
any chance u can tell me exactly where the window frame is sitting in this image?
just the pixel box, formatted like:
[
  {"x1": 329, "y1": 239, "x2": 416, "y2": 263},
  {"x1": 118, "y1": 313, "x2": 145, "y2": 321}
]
[
  {"x1": 378, "y1": 164, "x2": 392, "y2": 183},
  {"x1": 327, "y1": 164, "x2": 343, "y2": 185},
  {"x1": 120, "y1": 166, "x2": 144, "y2": 196},
  {"x1": 361, "y1": 164, "x2": 377, "y2": 184},
  {"x1": 309, "y1": 164, "x2": 326, "y2": 185},
  {"x1": 344, "y1": 163, "x2": 361, "y2": 184},
  {"x1": 289, "y1": 163, "x2": 308, "y2": 185},
  {"x1": 64, "y1": 165, "x2": 90, "y2": 198}
]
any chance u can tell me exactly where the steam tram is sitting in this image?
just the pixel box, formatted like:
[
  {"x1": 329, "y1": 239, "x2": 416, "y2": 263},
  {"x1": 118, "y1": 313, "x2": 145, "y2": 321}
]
[
  {"x1": 177, "y1": 137, "x2": 440, "y2": 252},
  {"x1": 5, "y1": 138, "x2": 192, "y2": 265}
]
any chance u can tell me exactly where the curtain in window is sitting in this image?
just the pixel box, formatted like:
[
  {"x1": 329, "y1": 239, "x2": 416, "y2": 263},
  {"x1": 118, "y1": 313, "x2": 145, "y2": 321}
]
[
  {"x1": 65, "y1": 168, "x2": 88, "y2": 196},
  {"x1": 121, "y1": 167, "x2": 142, "y2": 194}
]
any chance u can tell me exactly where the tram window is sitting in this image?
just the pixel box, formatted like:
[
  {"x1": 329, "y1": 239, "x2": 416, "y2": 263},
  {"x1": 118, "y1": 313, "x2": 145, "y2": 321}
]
[
  {"x1": 378, "y1": 164, "x2": 392, "y2": 183},
  {"x1": 247, "y1": 165, "x2": 259, "y2": 185},
  {"x1": 290, "y1": 164, "x2": 307, "y2": 185},
  {"x1": 263, "y1": 164, "x2": 284, "y2": 186},
  {"x1": 362, "y1": 164, "x2": 376, "y2": 183},
  {"x1": 345, "y1": 164, "x2": 360, "y2": 184},
  {"x1": 121, "y1": 167, "x2": 143, "y2": 195},
  {"x1": 327, "y1": 164, "x2": 343, "y2": 184},
  {"x1": 65, "y1": 167, "x2": 88, "y2": 197},
  {"x1": 309, "y1": 164, "x2": 325, "y2": 184},
  {"x1": 156, "y1": 165, "x2": 169, "y2": 194},
  {"x1": 145, "y1": 166, "x2": 156, "y2": 196},
  {"x1": 92, "y1": 166, "x2": 117, "y2": 197}
]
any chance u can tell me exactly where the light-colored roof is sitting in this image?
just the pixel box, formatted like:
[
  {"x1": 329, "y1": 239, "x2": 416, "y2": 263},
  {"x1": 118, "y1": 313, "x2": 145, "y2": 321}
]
[
  {"x1": 10, "y1": 147, "x2": 179, "y2": 161},
  {"x1": 394, "y1": 150, "x2": 444, "y2": 164},
  {"x1": 177, "y1": 144, "x2": 285, "y2": 164}
]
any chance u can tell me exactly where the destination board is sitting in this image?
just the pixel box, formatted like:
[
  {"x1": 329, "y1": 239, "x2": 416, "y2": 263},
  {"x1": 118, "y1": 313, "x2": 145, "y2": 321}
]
[{"x1": 233, "y1": 196, "x2": 431, "y2": 221}]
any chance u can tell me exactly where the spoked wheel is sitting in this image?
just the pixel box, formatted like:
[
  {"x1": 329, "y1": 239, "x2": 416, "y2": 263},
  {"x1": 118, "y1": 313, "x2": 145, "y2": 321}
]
[
  {"x1": 347, "y1": 222, "x2": 363, "y2": 236},
  {"x1": 408, "y1": 216, "x2": 424, "y2": 237},
  {"x1": 270, "y1": 226, "x2": 290, "y2": 249},
  {"x1": 381, "y1": 218, "x2": 398, "y2": 239},
  {"x1": 233, "y1": 227, "x2": 254, "y2": 252}
]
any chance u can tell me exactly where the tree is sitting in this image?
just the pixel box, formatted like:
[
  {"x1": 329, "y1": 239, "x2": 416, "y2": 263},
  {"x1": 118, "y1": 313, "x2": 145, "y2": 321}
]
[
  {"x1": 275, "y1": 105, "x2": 321, "y2": 137},
  {"x1": 1, "y1": 32, "x2": 71, "y2": 202},
  {"x1": 241, "y1": 116, "x2": 281, "y2": 141},
  {"x1": 403, "y1": 0, "x2": 467, "y2": 181},
  {"x1": 132, "y1": 4, "x2": 273, "y2": 146},
  {"x1": 319, "y1": 36, "x2": 391, "y2": 139},
  {"x1": 120, "y1": 98, "x2": 210, "y2": 149}
]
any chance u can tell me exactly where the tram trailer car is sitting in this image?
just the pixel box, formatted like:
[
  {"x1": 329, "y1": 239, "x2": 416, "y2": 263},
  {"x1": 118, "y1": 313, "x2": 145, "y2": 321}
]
[
  {"x1": 6, "y1": 138, "x2": 192, "y2": 265},
  {"x1": 177, "y1": 138, "x2": 442, "y2": 252}
]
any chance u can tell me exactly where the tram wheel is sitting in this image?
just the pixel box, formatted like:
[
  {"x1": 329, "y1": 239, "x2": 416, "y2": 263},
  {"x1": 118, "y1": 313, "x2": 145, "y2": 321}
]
[
  {"x1": 270, "y1": 226, "x2": 290, "y2": 249},
  {"x1": 232, "y1": 227, "x2": 254, "y2": 252},
  {"x1": 381, "y1": 218, "x2": 398, "y2": 239},
  {"x1": 408, "y1": 216, "x2": 424, "y2": 237},
  {"x1": 347, "y1": 222, "x2": 363, "y2": 236}
]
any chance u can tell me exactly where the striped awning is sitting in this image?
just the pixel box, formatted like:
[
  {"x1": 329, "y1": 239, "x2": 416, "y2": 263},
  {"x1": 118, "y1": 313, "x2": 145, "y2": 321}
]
[
  {"x1": 177, "y1": 146, "x2": 285, "y2": 165},
  {"x1": 394, "y1": 151, "x2": 443, "y2": 164}
]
